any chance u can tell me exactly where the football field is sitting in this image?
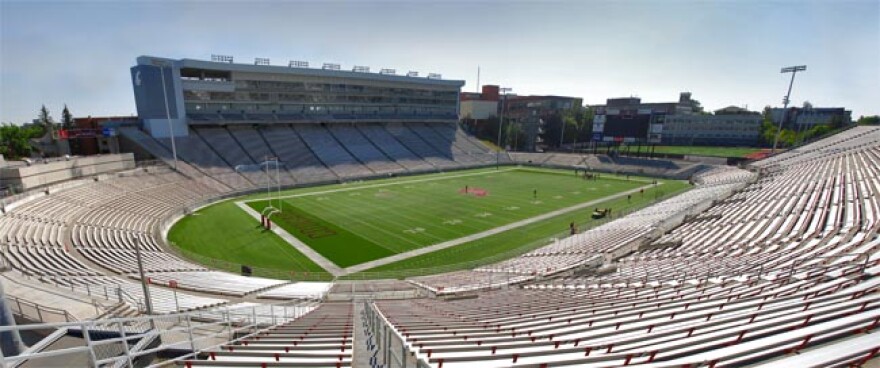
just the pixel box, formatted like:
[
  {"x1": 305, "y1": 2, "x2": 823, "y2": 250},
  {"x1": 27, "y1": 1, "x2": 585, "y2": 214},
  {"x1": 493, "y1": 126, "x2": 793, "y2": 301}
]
[{"x1": 169, "y1": 167, "x2": 689, "y2": 278}]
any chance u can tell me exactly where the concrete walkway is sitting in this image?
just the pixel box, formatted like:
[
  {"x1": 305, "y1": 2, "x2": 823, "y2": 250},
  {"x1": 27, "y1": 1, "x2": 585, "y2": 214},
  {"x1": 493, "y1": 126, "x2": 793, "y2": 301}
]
[
  {"x1": 236, "y1": 201, "x2": 346, "y2": 277},
  {"x1": 342, "y1": 182, "x2": 661, "y2": 274}
]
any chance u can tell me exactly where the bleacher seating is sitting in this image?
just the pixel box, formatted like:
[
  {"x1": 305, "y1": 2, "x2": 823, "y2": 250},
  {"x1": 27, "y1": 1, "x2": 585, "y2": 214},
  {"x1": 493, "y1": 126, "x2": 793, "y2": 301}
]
[
  {"x1": 326, "y1": 125, "x2": 406, "y2": 174},
  {"x1": 4, "y1": 125, "x2": 880, "y2": 367},
  {"x1": 293, "y1": 124, "x2": 373, "y2": 178},
  {"x1": 357, "y1": 124, "x2": 435, "y2": 171}
]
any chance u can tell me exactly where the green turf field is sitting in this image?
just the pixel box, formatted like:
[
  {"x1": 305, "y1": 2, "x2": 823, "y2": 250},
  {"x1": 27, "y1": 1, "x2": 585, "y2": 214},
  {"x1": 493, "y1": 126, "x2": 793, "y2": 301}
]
[
  {"x1": 168, "y1": 167, "x2": 689, "y2": 279},
  {"x1": 355, "y1": 179, "x2": 690, "y2": 277},
  {"x1": 644, "y1": 145, "x2": 765, "y2": 158}
]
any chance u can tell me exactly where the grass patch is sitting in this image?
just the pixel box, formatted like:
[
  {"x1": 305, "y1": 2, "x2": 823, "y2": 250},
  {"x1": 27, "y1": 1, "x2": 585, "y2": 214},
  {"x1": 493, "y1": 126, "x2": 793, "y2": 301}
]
[
  {"x1": 168, "y1": 201, "x2": 326, "y2": 274},
  {"x1": 645, "y1": 146, "x2": 765, "y2": 158},
  {"x1": 248, "y1": 200, "x2": 395, "y2": 267}
]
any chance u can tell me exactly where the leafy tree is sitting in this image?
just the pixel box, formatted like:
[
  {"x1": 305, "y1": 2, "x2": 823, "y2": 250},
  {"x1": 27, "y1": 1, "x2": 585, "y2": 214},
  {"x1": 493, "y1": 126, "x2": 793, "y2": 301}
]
[
  {"x1": 802, "y1": 101, "x2": 813, "y2": 109},
  {"x1": 760, "y1": 120, "x2": 775, "y2": 145},
  {"x1": 857, "y1": 115, "x2": 880, "y2": 125},
  {"x1": 504, "y1": 122, "x2": 528, "y2": 151},
  {"x1": 0, "y1": 123, "x2": 45, "y2": 159},
  {"x1": 61, "y1": 104, "x2": 74, "y2": 129}
]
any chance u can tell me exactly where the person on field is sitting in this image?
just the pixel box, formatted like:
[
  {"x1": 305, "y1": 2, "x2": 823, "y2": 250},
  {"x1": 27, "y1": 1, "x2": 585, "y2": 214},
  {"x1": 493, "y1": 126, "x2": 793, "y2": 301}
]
[{"x1": 570, "y1": 222, "x2": 577, "y2": 235}]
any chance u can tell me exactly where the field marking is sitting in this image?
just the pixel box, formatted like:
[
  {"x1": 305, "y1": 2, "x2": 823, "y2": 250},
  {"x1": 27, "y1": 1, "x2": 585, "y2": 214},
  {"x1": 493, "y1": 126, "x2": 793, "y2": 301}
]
[
  {"x1": 233, "y1": 168, "x2": 662, "y2": 275},
  {"x1": 342, "y1": 182, "x2": 661, "y2": 275},
  {"x1": 235, "y1": 201, "x2": 346, "y2": 276},
  {"x1": 239, "y1": 167, "x2": 516, "y2": 203}
]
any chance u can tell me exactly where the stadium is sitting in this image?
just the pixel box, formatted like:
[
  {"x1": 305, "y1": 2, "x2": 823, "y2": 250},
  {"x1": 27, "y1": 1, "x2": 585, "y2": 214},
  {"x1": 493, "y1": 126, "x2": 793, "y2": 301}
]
[{"x1": 1, "y1": 55, "x2": 879, "y2": 368}]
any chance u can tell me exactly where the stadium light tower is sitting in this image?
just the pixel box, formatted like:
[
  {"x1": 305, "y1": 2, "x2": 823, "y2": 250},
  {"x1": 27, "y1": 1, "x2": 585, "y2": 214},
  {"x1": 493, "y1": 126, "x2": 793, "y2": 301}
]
[
  {"x1": 496, "y1": 87, "x2": 513, "y2": 168},
  {"x1": 772, "y1": 65, "x2": 807, "y2": 154}
]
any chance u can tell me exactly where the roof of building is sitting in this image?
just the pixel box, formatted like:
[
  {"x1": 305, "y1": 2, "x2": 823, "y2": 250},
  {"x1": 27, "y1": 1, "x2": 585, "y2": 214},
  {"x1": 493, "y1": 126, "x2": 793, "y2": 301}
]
[{"x1": 136, "y1": 56, "x2": 465, "y2": 87}]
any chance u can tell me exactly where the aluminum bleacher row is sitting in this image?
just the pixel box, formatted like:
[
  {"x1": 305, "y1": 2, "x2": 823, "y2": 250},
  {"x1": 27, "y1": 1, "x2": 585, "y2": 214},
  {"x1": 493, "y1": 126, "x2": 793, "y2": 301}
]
[
  {"x1": 0, "y1": 168, "x2": 320, "y2": 315},
  {"x1": 120, "y1": 122, "x2": 496, "y2": 191},
  {"x1": 183, "y1": 303, "x2": 355, "y2": 368}
]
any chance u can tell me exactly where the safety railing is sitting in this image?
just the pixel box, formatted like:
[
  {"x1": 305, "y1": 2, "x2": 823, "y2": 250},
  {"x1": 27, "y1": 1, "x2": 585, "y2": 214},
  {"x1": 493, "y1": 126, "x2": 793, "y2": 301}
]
[
  {"x1": 0, "y1": 300, "x2": 317, "y2": 368},
  {"x1": 5, "y1": 294, "x2": 77, "y2": 323},
  {"x1": 362, "y1": 301, "x2": 430, "y2": 368}
]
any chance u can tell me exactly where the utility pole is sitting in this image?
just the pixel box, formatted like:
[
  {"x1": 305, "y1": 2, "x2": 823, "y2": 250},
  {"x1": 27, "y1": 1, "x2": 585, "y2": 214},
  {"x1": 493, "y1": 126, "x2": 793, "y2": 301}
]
[{"x1": 772, "y1": 65, "x2": 807, "y2": 153}]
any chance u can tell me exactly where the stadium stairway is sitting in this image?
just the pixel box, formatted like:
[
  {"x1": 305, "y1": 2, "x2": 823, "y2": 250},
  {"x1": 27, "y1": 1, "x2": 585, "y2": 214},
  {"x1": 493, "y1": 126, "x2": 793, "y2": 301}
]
[{"x1": 181, "y1": 302, "x2": 355, "y2": 368}]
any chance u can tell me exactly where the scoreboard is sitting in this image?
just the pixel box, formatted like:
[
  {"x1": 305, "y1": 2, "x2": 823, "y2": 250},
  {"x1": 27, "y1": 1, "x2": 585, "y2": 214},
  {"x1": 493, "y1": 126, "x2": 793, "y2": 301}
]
[{"x1": 592, "y1": 109, "x2": 664, "y2": 143}]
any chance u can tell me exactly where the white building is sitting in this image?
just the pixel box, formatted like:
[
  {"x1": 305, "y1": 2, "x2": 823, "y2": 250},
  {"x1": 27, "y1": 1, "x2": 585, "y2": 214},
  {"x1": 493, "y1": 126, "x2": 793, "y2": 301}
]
[{"x1": 661, "y1": 106, "x2": 762, "y2": 146}]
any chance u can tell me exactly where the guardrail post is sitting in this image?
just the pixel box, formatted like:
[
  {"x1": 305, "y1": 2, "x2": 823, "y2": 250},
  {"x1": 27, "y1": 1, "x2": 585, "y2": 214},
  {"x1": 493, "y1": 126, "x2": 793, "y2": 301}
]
[
  {"x1": 401, "y1": 343, "x2": 407, "y2": 368},
  {"x1": 82, "y1": 323, "x2": 100, "y2": 368},
  {"x1": 118, "y1": 321, "x2": 134, "y2": 368},
  {"x1": 173, "y1": 289, "x2": 180, "y2": 313},
  {"x1": 385, "y1": 324, "x2": 391, "y2": 366},
  {"x1": 252, "y1": 307, "x2": 258, "y2": 331},
  {"x1": 186, "y1": 314, "x2": 197, "y2": 354}
]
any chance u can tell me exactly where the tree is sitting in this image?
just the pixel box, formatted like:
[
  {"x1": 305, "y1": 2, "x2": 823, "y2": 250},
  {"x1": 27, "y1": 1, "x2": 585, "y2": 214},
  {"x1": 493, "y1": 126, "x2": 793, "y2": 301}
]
[
  {"x1": 61, "y1": 104, "x2": 74, "y2": 129},
  {"x1": 857, "y1": 115, "x2": 880, "y2": 125},
  {"x1": 802, "y1": 101, "x2": 813, "y2": 109},
  {"x1": 0, "y1": 123, "x2": 45, "y2": 159},
  {"x1": 38, "y1": 105, "x2": 54, "y2": 128}
]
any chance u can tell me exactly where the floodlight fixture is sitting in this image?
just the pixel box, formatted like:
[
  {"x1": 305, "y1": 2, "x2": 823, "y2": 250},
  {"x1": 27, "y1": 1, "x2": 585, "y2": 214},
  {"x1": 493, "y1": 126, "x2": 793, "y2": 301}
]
[
  {"x1": 380, "y1": 69, "x2": 397, "y2": 75},
  {"x1": 772, "y1": 65, "x2": 807, "y2": 153},
  {"x1": 254, "y1": 58, "x2": 270, "y2": 66},
  {"x1": 407, "y1": 71, "x2": 419, "y2": 77},
  {"x1": 289, "y1": 60, "x2": 309, "y2": 68},
  {"x1": 428, "y1": 73, "x2": 442, "y2": 79},
  {"x1": 323, "y1": 63, "x2": 341, "y2": 70},
  {"x1": 780, "y1": 65, "x2": 807, "y2": 73},
  {"x1": 352, "y1": 65, "x2": 370, "y2": 73},
  {"x1": 211, "y1": 54, "x2": 234, "y2": 63}
]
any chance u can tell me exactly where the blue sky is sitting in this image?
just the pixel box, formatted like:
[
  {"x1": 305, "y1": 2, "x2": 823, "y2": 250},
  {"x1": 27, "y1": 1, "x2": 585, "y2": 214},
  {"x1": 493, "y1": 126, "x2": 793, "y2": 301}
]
[{"x1": 1, "y1": 0, "x2": 878, "y2": 124}]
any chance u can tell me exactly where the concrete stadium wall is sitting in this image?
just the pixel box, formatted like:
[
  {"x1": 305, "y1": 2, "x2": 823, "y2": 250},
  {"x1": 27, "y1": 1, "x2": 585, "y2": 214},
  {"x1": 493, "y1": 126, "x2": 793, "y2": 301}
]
[{"x1": 0, "y1": 153, "x2": 136, "y2": 192}]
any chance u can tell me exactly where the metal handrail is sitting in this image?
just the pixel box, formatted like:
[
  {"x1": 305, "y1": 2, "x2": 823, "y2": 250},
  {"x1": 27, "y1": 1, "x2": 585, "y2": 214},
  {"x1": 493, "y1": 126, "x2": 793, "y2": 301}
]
[
  {"x1": 5, "y1": 294, "x2": 76, "y2": 323},
  {"x1": 0, "y1": 300, "x2": 317, "y2": 368}
]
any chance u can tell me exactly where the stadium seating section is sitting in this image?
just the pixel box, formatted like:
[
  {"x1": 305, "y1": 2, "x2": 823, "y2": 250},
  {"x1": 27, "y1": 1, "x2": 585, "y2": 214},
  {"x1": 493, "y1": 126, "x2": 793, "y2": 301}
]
[{"x1": 2, "y1": 125, "x2": 879, "y2": 367}]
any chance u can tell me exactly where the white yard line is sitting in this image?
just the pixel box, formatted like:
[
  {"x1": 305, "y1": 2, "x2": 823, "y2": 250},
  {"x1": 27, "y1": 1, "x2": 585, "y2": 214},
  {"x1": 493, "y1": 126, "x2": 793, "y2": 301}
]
[
  {"x1": 235, "y1": 201, "x2": 346, "y2": 277},
  {"x1": 342, "y1": 182, "x2": 661, "y2": 275},
  {"x1": 233, "y1": 167, "x2": 663, "y2": 276}
]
